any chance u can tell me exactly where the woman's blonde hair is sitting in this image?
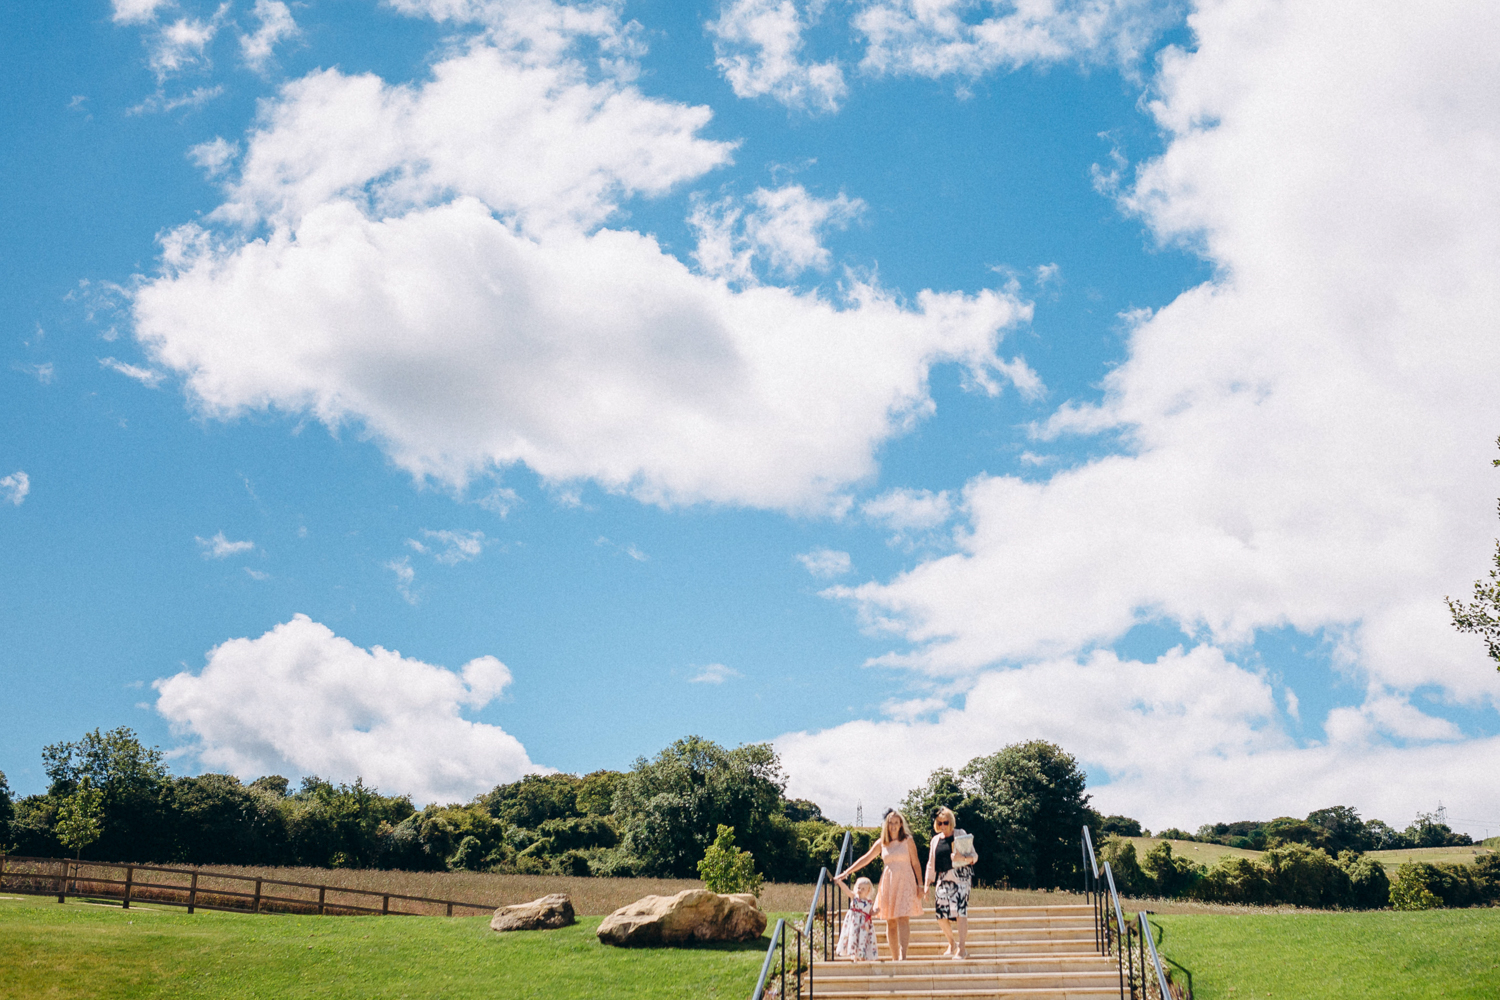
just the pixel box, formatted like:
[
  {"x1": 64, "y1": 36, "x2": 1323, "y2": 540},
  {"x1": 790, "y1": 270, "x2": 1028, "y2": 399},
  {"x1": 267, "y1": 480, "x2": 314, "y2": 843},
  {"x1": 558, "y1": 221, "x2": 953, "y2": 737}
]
[
  {"x1": 880, "y1": 808, "x2": 914, "y2": 846},
  {"x1": 934, "y1": 806, "x2": 957, "y2": 828}
]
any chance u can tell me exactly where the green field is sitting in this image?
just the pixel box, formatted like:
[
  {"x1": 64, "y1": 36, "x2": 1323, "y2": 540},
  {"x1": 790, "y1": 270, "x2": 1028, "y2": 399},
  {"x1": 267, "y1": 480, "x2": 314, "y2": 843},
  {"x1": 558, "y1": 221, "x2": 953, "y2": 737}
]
[
  {"x1": 1152, "y1": 908, "x2": 1500, "y2": 999},
  {"x1": 0, "y1": 895, "x2": 776, "y2": 999},
  {"x1": 1125, "y1": 836, "x2": 1496, "y2": 872}
]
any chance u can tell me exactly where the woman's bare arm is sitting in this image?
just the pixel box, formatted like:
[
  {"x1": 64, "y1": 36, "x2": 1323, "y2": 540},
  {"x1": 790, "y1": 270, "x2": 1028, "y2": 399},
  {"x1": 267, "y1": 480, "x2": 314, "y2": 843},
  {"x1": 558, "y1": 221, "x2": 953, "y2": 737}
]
[{"x1": 836, "y1": 842, "x2": 881, "y2": 879}]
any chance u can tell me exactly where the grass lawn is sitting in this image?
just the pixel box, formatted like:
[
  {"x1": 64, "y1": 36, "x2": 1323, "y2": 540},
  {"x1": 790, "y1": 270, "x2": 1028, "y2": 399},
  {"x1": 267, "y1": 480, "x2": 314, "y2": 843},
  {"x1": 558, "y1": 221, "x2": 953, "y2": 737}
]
[
  {"x1": 0, "y1": 895, "x2": 780, "y2": 999},
  {"x1": 1151, "y1": 908, "x2": 1500, "y2": 1000}
]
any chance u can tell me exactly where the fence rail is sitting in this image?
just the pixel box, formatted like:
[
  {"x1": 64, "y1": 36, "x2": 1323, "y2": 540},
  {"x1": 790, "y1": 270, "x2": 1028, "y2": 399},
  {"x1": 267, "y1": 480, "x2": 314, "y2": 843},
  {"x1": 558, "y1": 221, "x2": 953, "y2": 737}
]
[{"x1": 0, "y1": 855, "x2": 496, "y2": 918}]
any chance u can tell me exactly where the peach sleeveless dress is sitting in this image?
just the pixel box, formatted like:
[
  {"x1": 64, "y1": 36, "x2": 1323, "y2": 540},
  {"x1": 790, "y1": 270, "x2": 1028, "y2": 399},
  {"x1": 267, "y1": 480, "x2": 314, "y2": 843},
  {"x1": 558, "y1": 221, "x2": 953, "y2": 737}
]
[{"x1": 875, "y1": 839, "x2": 923, "y2": 919}]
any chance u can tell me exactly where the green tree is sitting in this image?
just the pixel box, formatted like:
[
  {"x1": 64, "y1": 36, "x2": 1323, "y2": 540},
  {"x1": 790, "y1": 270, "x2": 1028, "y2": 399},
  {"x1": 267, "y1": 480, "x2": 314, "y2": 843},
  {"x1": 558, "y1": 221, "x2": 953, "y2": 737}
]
[
  {"x1": 55, "y1": 779, "x2": 104, "y2": 860},
  {"x1": 613, "y1": 736, "x2": 786, "y2": 878},
  {"x1": 1306, "y1": 806, "x2": 1370, "y2": 852},
  {"x1": 960, "y1": 741, "x2": 1093, "y2": 889},
  {"x1": 42, "y1": 727, "x2": 171, "y2": 860},
  {"x1": 0, "y1": 770, "x2": 13, "y2": 850},
  {"x1": 1447, "y1": 437, "x2": 1500, "y2": 668},
  {"x1": 166, "y1": 773, "x2": 288, "y2": 865},
  {"x1": 697, "y1": 824, "x2": 762, "y2": 896}
]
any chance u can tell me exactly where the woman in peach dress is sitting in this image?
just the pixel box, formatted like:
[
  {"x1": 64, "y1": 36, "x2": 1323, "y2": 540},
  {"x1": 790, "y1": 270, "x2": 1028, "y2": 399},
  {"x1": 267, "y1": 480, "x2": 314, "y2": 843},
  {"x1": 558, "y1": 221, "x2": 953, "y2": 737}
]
[{"x1": 835, "y1": 809, "x2": 924, "y2": 960}]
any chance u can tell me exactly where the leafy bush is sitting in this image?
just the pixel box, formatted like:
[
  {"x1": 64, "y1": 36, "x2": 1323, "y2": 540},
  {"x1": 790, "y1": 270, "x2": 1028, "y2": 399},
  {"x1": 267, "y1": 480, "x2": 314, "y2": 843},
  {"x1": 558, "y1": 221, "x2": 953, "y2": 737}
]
[
  {"x1": 697, "y1": 824, "x2": 762, "y2": 896},
  {"x1": 1390, "y1": 865, "x2": 1444, "y2": 910}
]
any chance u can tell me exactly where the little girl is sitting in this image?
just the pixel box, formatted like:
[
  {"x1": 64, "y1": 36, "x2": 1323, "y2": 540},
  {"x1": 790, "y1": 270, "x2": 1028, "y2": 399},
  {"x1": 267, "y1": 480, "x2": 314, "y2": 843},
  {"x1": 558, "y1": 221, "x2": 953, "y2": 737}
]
[{"x1": 834, "y1": 877, "x2": 879, "y2": 961}]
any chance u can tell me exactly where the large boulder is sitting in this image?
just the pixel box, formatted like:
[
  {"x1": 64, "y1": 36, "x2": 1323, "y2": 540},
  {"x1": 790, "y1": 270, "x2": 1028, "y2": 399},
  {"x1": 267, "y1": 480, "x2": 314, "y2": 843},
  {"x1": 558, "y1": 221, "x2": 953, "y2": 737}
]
[
  {"x1": 597, "y1": 889, "x2": 767, "y2": 947},
  {"x1": 490, "y1": 893, "x2": 576, "y2": 932}
]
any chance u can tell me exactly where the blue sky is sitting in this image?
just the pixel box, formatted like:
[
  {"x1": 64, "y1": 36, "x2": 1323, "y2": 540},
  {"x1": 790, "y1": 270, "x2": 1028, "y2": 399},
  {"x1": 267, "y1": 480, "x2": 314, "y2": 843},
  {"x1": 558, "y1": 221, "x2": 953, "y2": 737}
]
[{"x1": 3, "y1": 0, "x2": 1499, "y2": 838}]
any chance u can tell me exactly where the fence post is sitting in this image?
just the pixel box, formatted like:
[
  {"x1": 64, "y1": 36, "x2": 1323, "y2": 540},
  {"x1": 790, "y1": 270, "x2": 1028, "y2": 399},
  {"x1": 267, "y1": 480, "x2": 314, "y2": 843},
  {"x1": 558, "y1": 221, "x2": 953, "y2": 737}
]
[
  {"x1": 446, "y1": 902, "x2": 453, "y2": 917},
  {"x1": 188, "y1": 872, "x2": 199, "y2": 914},
  {"x1": 253, "y1": 879, "x2": 263, "y2": 914},
  {"x1": 57, "y1": 860, "x2": 66, "y2": 904},
  {"x1": 318, "y1": 886, "x2": 326, "y2": 916},
  {"x1": 124, "y1": 866, "x2": 133, "y2": 910},
  {"x1": 382, "y1": 895, "x2": 390, "y2": 915}
]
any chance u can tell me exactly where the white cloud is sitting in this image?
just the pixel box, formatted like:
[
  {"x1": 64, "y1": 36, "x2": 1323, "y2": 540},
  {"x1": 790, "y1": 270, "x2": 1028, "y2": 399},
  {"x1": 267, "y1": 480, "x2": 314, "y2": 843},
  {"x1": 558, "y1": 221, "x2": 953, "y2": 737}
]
[
  {"x1": 386, "y1": 556, "x2": 417, "y2": 603},
  {"x1": 854, "y1": 0, "x2": 1174, "y2": 80},
  {"x1": 154, "y1": 614, "x2": 539, "y2": 804},
  {"x1": 691, "y1": 184, "x2": 865, "y2": 282},
  {"x1": 797, "y1": 547, "x2": 852, "y2": 578},
  {"x1": 99, "y1": 356, "x2": 165, "y2": 387},
  {"x1": 131, "y1": 17, "x2": 1033, "y2": 513},
  {"x1": 127, "y1": 85, "x2": 224, "y2": 116},
  {"x1": 861, "y1": 487, "x2": 953, "y2": 532},
  {"x1": 0, "y1": 471, "x2": 29, "y2": 506},
  {"x1": 149, "y1": 6, "x2": 227, "y2": 82},
  {"x1": 14, "y1": 362, "x2": 55, "y2": 384},
  {"x1": 779, "y1": 645, "x2": 1500, "y2": 832},
  {"x1": 188, "y1": 137, "x2": 237, "y2": 177},
  {"x1": 785, "y1": 0, "x2": 1500, "y2": 833},
  {"x1": 690, "y1": 662, "x2": 743, "y2": 684},
  {"x1": 239, "y1": 0, "x2": 297, "y2": 72},
  {"x1": 475, "y1": 485, "x2": 521, "y2": 516},
  {"x1": 407, "y1": 528, "x2": 487, "y2": 565},
  {"x1": 708, "y1": 0, "x2": 847, "y2": 113},
  {"x1": 113, "y1": 0, "x2": 171, "y2": 24},
  {"x1": 244, "y1": 567, "x2": 270, "y2": 581},
  {"x1": 196, "y1": 531, "x2": 254, "y2": 558}
]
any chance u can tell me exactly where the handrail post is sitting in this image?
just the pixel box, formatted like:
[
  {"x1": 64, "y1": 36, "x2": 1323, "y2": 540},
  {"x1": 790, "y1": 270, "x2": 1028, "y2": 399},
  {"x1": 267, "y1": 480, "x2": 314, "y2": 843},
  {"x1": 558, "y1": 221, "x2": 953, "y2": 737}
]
[
  {"x1": 124, "y1": 866, "x2": 133, "y2": 910},
  {"x1": 1139, "y1": 912, "x2": 1173, "y2": 1000}
]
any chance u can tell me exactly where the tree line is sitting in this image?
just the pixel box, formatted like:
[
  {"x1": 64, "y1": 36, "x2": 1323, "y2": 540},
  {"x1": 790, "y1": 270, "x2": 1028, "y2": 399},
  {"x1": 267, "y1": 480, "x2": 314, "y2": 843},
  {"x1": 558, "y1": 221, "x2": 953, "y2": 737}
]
[
  {"x1": 4, "y1": 728, "x2": 1491, "y2": 910},
  {"x1": 0, "y1": 729, "x2": 1096, "y2": 888}
]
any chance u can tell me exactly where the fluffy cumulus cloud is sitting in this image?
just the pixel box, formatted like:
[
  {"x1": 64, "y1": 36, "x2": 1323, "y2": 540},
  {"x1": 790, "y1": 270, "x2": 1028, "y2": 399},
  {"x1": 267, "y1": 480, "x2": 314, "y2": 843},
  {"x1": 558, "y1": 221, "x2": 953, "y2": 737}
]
[
  {"x1": 154, "y1": 615, "x2": 538, "y2": 803},
  {"x1": 784, "y1": 0, "x2": 1500, "y2": 831},
  {"x1": 708, "y1": 0, "x2": 848, "y2": 113},
  {"x1": 854, "y1": 0, "x2": 1174, "y2": 80},
  {"x1": 779, "y1": 647, "x2": 1500, "y2": 831},
  {"x1": 130, "y1": 0, "x2": 1034, "y2": 513}
]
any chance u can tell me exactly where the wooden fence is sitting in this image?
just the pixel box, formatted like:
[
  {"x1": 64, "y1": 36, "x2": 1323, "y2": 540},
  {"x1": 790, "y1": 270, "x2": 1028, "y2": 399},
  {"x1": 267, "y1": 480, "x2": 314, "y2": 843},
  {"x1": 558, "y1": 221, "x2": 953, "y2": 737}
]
[{"x1": 0, "y1": 855, "x2": 496, "y2": 918}]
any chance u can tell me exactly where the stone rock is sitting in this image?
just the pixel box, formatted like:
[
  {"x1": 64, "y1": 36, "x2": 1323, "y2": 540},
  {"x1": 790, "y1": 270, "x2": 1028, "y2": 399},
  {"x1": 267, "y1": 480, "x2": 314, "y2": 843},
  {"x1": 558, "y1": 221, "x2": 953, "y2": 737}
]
[
  {"x1": 490, "y1": 893, "x2": 576, "y2": 932},
  {"x1": 597, "y1": 889, "x2": 767, "y2": 947}
]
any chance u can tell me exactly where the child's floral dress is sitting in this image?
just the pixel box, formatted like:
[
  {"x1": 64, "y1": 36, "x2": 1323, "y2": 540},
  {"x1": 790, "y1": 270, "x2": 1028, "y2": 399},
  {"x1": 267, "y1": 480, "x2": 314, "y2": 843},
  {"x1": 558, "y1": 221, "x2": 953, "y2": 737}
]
[{"x1": 835, "y1": 896, "x2": 878, "y2": 960}]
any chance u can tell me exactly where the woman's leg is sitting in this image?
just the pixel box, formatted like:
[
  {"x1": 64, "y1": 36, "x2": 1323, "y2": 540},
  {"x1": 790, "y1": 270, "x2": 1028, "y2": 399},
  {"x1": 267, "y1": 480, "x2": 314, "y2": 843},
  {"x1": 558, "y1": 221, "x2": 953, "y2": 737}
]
[
  {"x1": 956, "y1": 913, "x2": 968, "y2": 958},
  {"x1": 894, "y1": 916, "x2": 911, "y2": 960},
  {"x1": 937, "y1": 916, "x2": 956, "y2": 955},
  {"x1": 882, "y1": 919, "x2": 896, "y2": 960}
]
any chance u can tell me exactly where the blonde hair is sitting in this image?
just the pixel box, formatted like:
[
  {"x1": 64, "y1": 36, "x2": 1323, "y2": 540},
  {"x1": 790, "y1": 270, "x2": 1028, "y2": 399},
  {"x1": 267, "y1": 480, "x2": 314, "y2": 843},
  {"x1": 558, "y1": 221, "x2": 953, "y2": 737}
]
[
  {"x1": 880, "y1": 809, "x2": 914, "y2": 847},
  {"x1": 854, "y1": 876, "x2": 874, "y2": 899},
  {"x1": 934, "y1": 807, "x2": 956, "y2": 829}
]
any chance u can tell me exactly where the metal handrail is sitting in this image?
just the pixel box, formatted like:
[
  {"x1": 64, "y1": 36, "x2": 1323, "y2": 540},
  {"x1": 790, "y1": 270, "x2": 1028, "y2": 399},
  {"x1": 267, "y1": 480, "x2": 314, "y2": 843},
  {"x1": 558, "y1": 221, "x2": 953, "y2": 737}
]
[
  {"x1": 748, "y1": 829, "x2": 854, "y2": 999},
  {"x1": 1138, "y1": 911, "x2": 1174, "y2": 1000},
  {"x1": 751, "y1": 918, "x2": 786, "y2": 1000}
]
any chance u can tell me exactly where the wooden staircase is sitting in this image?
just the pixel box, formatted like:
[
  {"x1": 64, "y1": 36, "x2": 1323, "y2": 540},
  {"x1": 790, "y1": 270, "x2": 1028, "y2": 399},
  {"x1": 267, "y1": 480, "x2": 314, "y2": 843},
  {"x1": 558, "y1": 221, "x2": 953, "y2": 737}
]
[{"x1": 808, "y1": 904, "x2": 1122, "y2": 999}]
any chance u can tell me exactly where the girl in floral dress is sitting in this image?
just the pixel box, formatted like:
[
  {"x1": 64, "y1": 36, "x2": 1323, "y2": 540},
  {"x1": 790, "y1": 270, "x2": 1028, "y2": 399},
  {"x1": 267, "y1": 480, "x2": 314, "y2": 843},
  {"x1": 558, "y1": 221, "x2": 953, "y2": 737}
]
[
  {"x1": 833, "y1": 877, "x2": 878, "y2": 960},
  {"x1": 835, "y1": 809, "x2": 924, "y2": 960}
]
